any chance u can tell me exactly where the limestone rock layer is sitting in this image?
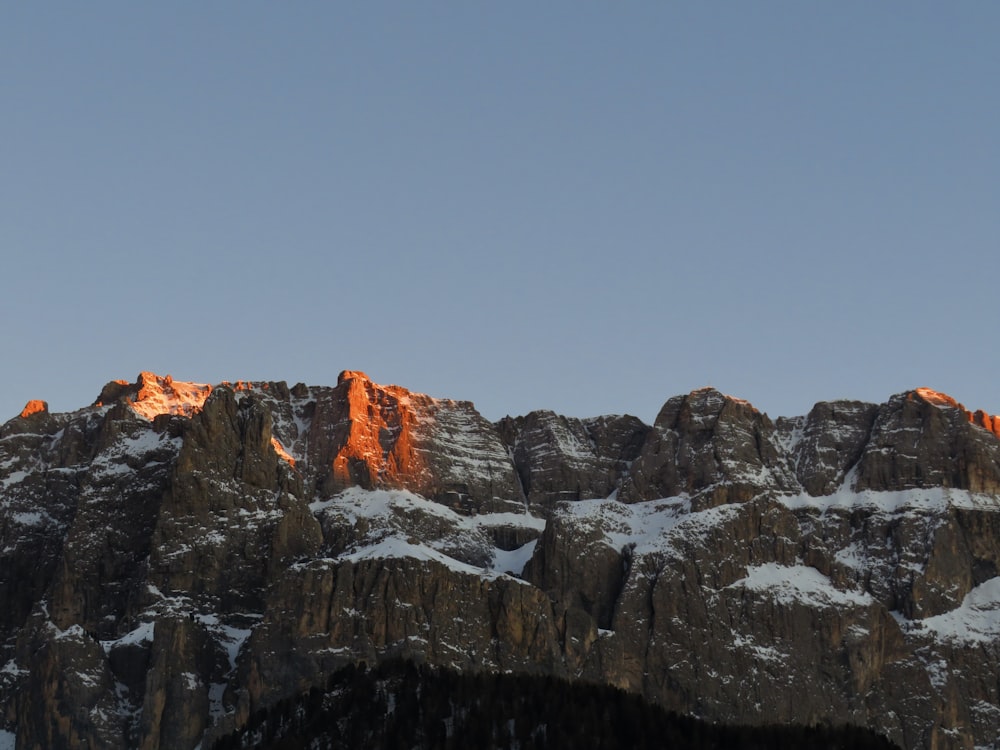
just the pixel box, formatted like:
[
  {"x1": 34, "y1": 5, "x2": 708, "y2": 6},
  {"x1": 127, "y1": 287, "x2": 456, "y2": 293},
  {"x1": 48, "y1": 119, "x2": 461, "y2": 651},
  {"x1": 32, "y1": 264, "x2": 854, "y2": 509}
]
[{"x1": 2, "y1": 373, "x2": 1000, "y2": 749}]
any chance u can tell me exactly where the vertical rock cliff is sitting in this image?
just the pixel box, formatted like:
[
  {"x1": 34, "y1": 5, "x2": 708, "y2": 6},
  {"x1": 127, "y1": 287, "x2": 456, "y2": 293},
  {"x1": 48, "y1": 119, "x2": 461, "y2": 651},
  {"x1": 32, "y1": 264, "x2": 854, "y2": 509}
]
[{"x1": 2, "y1": 373, "x2": 1000, "y2": 749}]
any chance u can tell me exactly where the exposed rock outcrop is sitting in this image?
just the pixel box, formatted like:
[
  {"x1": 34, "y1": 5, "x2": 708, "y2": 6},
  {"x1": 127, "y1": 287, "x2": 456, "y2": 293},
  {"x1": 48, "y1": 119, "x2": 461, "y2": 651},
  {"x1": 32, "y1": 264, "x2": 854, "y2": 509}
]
[
  {"x1": 18, "y1": 400, "x2": 48, "y2": 419},
  {"x1": 779, "y1": 399, "x2": 879, "y2": 496},
  {"x1": 3, "y1": 373, "x2": 1000, "y2": 750},
  {"x1": 497, "y1": 410, "x2": 648, "y2": 510},
  {"x1": 854, "y1": 389, "x2": 1000, "y2": 494},
  {"x1": 618, "y1": 387, "x2": 797, "y2": 508}
]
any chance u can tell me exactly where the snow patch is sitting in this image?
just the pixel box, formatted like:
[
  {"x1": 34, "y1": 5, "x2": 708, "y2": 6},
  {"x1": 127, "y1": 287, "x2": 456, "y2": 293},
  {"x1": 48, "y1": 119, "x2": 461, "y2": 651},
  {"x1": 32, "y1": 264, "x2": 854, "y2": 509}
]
[
  {"x1": 780, "y1": 484, "x2": 1000, "y2": 514},
  {"x1": 1, "y1": 471, "x2": 28, "y2": 490},
  {"x1": 194, "y1": 614, "x2": 257, "y2": 674},
  {"x1": 560, "y1": 495, "x2": 692, "y2": 554},
  {"x1": 901, "y1": 577, "x2": 1000, "y2": 643},
  {"x1": 345, "y1": 537, "x2": 499, "y2": 579},
  {"x1": 310, "y1": 487, "x2": 544, "y2": 582},
  {"x1": 556, "y1": 495, "x2": 759, "y2": 564},
  {"x1": 0, "y1": 660, "x2": 26, "y2": 677},
  {"x1": 731, "y1": 633, "x2": 786, "y2": 664},
  {"x1": 101, "y1": 621, "x2": 155, "y2": 653},
  {"x1": 491, "y1": 540, "x2": 536, "y2": 576},
  {"x1": 314, "y1": 489, "x2": 447, "y2": 530},
  {"x1": 47, "y1": 622, "x2": 87, "y2": 641},
  {"x1": 729, "y1": 563, "x2": 873, "y2": 608},
  {"x1": 128, "y1": 374, "x2": 212, "y2": 420},
  {"x1": 11, "y1": 511, "x2": 44, "y2": 527},
  {"x1": 208, "y1": 682, "x2": 228, "y2": 722}
]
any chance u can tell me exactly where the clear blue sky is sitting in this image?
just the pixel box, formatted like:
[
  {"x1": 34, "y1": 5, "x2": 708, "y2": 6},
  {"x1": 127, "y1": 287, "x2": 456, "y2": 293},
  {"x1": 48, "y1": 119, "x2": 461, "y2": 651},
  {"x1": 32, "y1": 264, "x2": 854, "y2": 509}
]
[{"x1": 2, "y1": 3, "x2": 998, "y2": 423}]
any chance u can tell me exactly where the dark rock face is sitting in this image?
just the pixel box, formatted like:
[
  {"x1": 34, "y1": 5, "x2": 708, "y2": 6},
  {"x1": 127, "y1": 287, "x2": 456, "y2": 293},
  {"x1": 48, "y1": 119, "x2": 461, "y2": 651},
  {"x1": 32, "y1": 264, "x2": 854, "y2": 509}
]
[
  {"x1": 523, "y1": 507, "x2": 628, "y2": 631},
  {"x1": 854, "y1": 389, "x2": 1000, "y2": 494},
  {"x1": 528, "y1": 496, "x2": 939, "y2": 750},
  {"x1": 779, "y1": 399, "x2": 879, "y2": 496},
  {"x1": 619, "y1": 388, "x2": 797, "y2": 508},
  {"x1": 3, "y1": 373, "x2": 1000, "y2": 750},
  {"x1": 263, "y1": 370, "x2": 525, "y2": 515},
  {"x1": 244, "y1": 556, "x2": 566, "y2": 714},
  {"x1": 497, "y1": 410, "x2": 648, "y2": 510}
]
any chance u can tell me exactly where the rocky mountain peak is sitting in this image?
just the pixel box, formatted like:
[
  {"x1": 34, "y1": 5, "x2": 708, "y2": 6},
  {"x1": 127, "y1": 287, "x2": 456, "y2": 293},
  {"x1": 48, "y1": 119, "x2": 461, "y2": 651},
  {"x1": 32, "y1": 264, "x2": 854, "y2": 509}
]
[
  {"x1": 785, "y1": 398, "x2": 879, "y2": 496},
  {"x1": 972, "y1": 410, "x2": 1000, "y2": 439},
  {"x1": 849, "y1": 388, "x2": 1000, "y2": 494},
  {"x1": 326, "y1": 371, "x2": 433, "y2": 492},
  {"x1": 308, "y1": 372, "x2": 524, "y2": 513},
  {"x1": 18, "y1": 399, "x2": 48, "y2": 419},
  {"x1": 337, "y1": 369, "x2": 371, "y2": 384},
  {"x1": 911, "y1": 387, "x2": 961, "y2": 408},
  {"x1": 621, "y1": 386, "x2": 794, "y2": 507},
  {"x1": 93, "y1": 372, "x2": 213, "y2": 420},
  {"x1": 910, "y1": 386, "x2": 1000, "y2": 440},
  {"x1": 495, "y1": 410, "x2": 648, "y2": 509},
  {"x1": 653, "y1": 386, "x2": 760, "y2": 432},
  {"x1": 8, "y1": 374, "x2": 1000, "y2": 749}
]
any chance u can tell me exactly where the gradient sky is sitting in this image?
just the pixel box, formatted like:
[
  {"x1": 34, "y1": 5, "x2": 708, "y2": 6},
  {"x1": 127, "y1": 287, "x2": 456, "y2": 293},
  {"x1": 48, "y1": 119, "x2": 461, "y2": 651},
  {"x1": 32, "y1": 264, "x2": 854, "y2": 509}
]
[{"x1": 2, "y1": 3, "x2": 998, "y2": 425}]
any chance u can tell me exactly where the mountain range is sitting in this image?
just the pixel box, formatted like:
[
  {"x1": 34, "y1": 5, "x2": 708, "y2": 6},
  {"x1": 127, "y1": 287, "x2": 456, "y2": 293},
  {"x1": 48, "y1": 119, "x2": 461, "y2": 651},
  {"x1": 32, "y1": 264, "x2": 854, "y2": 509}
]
[{"x1": 2, "y1": 370, "x2": 1000, "y2": 749}]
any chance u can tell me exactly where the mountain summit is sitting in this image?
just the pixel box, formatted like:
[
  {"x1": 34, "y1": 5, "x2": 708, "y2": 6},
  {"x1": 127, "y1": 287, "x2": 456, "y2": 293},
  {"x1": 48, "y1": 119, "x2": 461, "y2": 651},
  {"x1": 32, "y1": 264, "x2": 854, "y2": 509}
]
[{"x1": 2, "y1": 372, "x2": 1000, "y2": 749}]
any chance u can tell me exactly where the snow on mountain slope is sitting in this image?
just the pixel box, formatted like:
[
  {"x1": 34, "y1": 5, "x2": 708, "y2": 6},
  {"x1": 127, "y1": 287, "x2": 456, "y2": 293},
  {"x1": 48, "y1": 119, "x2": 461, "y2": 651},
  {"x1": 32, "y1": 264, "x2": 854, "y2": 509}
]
[
  {"x1": 3, "y1": 373, "x2": 1000, "y2": 750},
  {"x1": 118, "y1": 372, "x2": 213, "y2": 420},
  {"x1": 730, "y1": 562, "x2": 875, "y2": 608},
  {"x1": 310, "y1": 486, "x2": 544, "y2": 576},
  {"x1": 780, "y1": 476, "x2": 1000, "y2": 514},
  {"x1": 897, "y1": 577, "x2": 1000, "y2": 643}
]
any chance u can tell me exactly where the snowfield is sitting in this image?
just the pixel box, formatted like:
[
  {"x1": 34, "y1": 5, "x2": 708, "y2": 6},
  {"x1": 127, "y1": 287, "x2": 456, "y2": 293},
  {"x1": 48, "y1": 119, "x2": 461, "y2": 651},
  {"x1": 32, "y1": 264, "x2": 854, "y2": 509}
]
[{"x1": 728, "y1": 563, "x2": 874, "y2": 609}]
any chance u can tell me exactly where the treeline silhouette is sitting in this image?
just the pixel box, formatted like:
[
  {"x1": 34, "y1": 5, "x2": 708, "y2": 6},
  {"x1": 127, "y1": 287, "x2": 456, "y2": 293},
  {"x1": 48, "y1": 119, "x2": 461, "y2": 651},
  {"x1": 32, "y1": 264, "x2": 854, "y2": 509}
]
[{"x1": 213, "y1": 659, "x2": 900, "y2": 750}]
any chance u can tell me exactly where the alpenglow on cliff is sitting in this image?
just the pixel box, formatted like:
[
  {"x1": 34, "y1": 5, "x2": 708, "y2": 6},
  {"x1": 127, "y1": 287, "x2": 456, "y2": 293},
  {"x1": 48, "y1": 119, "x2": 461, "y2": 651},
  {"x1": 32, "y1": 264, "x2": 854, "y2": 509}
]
[{"x1": 3, "y1": 370, "x2": 1000, "y2": 749}]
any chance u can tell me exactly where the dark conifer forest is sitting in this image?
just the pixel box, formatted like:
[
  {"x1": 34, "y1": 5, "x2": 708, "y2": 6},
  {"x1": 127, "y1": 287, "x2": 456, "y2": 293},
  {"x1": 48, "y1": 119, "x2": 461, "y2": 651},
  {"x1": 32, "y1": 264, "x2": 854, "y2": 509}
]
[{"x1": 212, "y1": 660, "x2": 901, "y2": 750}]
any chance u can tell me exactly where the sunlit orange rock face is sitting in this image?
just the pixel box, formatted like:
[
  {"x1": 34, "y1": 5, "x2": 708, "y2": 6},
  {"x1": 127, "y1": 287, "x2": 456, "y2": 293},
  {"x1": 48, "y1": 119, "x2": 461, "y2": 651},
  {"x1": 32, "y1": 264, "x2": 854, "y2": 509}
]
[
  {"x1": 18, "y1": 400, "x2": 48, "y2": 419},
  {"x1": 913, "y1": 387, "x2": 1000, "y2": 439},
  {"x1": 270, "y1": 437, "x2": 296, "y2": 468},
  {"x1": 291, "y1": 371, "x2": 523, "y2": 512},
  {"x1": 849, "y1": 387, "x2": 1000, "y2": 494},
  {"x1": 127, "y1": 372, "x2": 213, "y2": 421},
  {"x1": 124, "y1": 373, "x2": 298, "y2": 466},
  {"x1": 912, "y1": 387, "x2": 960, "y2": 408},
  {"x1": 971, "y1": 410, "x2": 1000, "y2": 439},
  {"x1": 326, "y1": 370, "x2": 432, "y2": 492}
]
